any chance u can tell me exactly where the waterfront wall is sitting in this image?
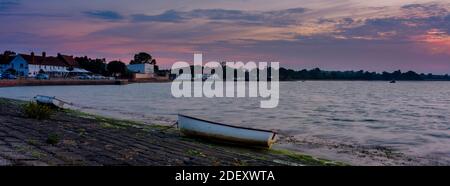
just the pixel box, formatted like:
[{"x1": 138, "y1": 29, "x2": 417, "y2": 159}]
[{"x1": 0, "y1": 79, "x2": 129, "y2": 87}]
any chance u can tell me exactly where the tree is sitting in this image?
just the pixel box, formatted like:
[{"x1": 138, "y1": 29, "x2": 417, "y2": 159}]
[
  {"x1": 310, "y1": 68, "x2": 323, "y2": 79},
  {"x1": 76, "y1": 56, "x2": 107, "y2": 75},
  {"x1": 107, "y1": 61, "x2": 127, "y2": 77},
  {"x1": 402, "y1": 71, "x2": 421, "y2": 80},
  {"x1": 392, "y1": 70, "x2": 402, "y2": 80},
  {"x1": 3, "y1": 50, "x2": 16, "y2": 56},
  {"x1": 131, "y1": 52, "x2": 152, "y2": 64}
]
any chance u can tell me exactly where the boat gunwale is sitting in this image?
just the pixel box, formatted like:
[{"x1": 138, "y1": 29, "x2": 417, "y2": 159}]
[
  {"x1": 35, "y1": 95, "x2": 72, "y2": 106},
  {"x1": 178, "y1": 114, "x2": 277, "y2": 134}
]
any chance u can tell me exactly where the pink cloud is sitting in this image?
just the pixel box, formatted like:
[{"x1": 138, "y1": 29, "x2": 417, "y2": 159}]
[{"x1": 412, "y1": 29, "x2": 450, "y2": 55}]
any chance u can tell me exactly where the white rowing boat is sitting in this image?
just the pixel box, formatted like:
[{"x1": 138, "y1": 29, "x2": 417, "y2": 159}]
[
  {"x1": 33, "y1": 95, "x2": 72, "y2": 109},
  {"x1": 177, "y1": 114, "x2": 277, "y2": 148}
]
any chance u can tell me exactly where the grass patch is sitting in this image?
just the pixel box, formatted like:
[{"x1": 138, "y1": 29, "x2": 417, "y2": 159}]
[
  {"x1": 232, "y1": 158, "x2": 248, "y2": 166},
  {"x1": 0, "y1": 98, "x2": 9, "y2": 105},
  {"x1": 63, "y1": 109, "x2": 179, "y2": 134},
  {"x1": 22, "y1": 102, "x2": 54, "y2": 120},
  {"x1": 46, "y1": 133, "x2": 60, "y2": 145},
  {"x1": 26, "y1": 139, "x2": 40, "y2": 146},
  {"x1": 31, "y1": 151, "x2": 47, "y2": 159},
  {"x1": 99, "y1": 122, "x2": 126, "y2": 129},
  {"x1": 64, "y1": 109, "x2": 158, "y2": 130},
  {"x1": 186, "y1": 149, "x2": 206, "y2": 158},
  {"x1": 0, "y1": 98, "x2": 25, "y2": 105},
  {"x1": 62, "y1": 139, "x2": 77, "y2": 146},
  {"x1": 15, "y1": 145, "x2": 47, "y2": 159},
  {"x1": 271, "y1": 149, "x2": 348, "y2": 166},
  {"x1": 77, "y1": 128, "x2": 87, "y2": 136}
]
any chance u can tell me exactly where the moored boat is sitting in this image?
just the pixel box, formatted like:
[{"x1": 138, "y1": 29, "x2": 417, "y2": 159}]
[
  {"x1": 33, "y1": 95, "x2": 72, "y2": 109},
  {"x1": 177, "y1": 114, "x2": 277, "y2": 148}
]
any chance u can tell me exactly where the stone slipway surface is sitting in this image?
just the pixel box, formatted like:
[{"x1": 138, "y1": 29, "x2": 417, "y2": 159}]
[{"x1": 0, "y1": 98, "x2": 342, "y2": 166}]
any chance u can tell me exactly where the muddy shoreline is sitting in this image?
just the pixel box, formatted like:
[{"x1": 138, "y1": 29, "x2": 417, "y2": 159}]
[
  {"x1": 0, "y1": 98, "x2": 344, "y2": 166},
  {"x1": 83, "y1": 111, "x2": 441, "y2": 166}
]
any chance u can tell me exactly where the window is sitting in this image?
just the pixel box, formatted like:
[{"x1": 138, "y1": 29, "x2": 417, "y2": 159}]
[{"x1": 20, "y1": 64, "x2": 24, "y2": 68}]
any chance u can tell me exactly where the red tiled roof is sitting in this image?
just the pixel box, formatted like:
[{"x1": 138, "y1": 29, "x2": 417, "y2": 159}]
[
  {"x1": 0, "y1": 52, "x2": 83, "y2": 69},
  {"x1": 20, "y1": 54, "x2": 67, "y2": 67},
  {"x1": 59, "y1": 54, "x2": 79, "y2": 67}
]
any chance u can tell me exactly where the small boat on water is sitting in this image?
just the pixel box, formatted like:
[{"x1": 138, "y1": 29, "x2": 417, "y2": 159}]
[
  {"x1": 33, "y1": 95, "x2": 72, "y2": 109},
  {"x1": 177, "y1": 114, "x2": 277, "y2": 148}
]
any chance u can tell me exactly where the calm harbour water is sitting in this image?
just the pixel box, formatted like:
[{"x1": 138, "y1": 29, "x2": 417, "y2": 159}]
[{"x1": 1, "y1": 81, "x2": 449, "y2": 164}]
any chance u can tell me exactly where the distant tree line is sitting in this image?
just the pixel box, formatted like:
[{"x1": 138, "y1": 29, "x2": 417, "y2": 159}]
[
  {"x1": 74, "y1": 56, "x2": 131, "y2": 78},
  {"x1": 278, "y1": 68, "x2": 450, "y2": 81},
  {"x1": 173, "y1": 65, "x2": 450, "y2": 81}
]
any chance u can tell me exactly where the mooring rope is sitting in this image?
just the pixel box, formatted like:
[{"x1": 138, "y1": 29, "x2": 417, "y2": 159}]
[
  {"x1": 53, "y1": 97, "x2": 74, "y2": 106},
  {"x1": 161, "y1": 121, "x2": 179, "y2": 132}
]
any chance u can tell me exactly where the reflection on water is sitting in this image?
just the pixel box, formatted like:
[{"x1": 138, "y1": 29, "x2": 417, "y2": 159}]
[{"x1": 1, "y1": 81, "x2": 449, "y2": 164}]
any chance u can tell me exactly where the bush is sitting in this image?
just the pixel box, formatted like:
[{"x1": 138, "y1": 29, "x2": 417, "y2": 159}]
[
  {"x1": 22, "y1": 102, "x2": 53, "y2": 120},
  {"x1": 46, "y1": 133, "x2": 60, "y2": 145}
]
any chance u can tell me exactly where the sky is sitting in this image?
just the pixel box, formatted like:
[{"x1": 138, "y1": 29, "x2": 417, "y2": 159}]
[{"x1": 0, "y1": 0, "x2": 449, "y2": 74}]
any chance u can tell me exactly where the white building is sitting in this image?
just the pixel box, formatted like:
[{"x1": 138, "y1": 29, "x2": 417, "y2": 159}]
[
  {"x1": 127, "y1": 63, "x2": 155, "y2": 74},
  {"x1": 1, "y1": 52, "x2": 89, "y2": 77}
]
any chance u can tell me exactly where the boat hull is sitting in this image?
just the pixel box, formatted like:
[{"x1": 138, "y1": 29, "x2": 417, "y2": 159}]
[
  {"x1": 34, "y1": 95, "x2": 68, "y2": 108},
  {"x1": 178, "y1": 115, "x2": 277, "y2": 148}
]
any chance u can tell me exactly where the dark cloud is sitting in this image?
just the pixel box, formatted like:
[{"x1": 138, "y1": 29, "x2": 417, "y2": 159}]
[
  {"x1": 84, "y1": 10, "x2": 124, "y2": 21},
  {"x1": 87, "y1": 20, "x2": 231, "y2": 43},
  {"x1": 327, "y1": 3, "x2": 450, "y2": 41},
  {"x1": 343, "y1": 15, "x2": 450, "y2": 39},
  {"x1": 323, "y1": 17, "x2": 358, "y2": 28},
  {"x1": 130, "y1": 7, "x2": 307, "y2": 26},
  {"x1": 270, "y1": 7, "x2": 307, "y2": 14},
  {"x1": 0, "y1": 0, "x2": 19, "y2": 11},
  {"x1": 401, "y1": 3, "x2": 439, "y2": 10},
  {"x1": 131, "y1": 10, "x2": 185, "y2": 22},
  {"x1": 402, "y1": 4, "x2": 427, "y2": 9},
  {"x1": 401, "y1": 3, "x2": 448, "y2": 17},
  {"x1": 0, "y1": 12, "x2": 70, "y2": 18},
  {"x1": 188, "y1": 9, "x2": 261, "y2": 22}
]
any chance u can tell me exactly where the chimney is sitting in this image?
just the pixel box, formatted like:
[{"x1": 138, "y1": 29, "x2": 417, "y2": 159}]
[
  {"x1": 3, "y1": 52, "x2": 9, "y2": 62},
  {"x1": 42, "y1": 52, "x2": 46, "y2": 58},
  {"x1": 31, "y1": 52, "x2": 35, "y2": 64}
]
